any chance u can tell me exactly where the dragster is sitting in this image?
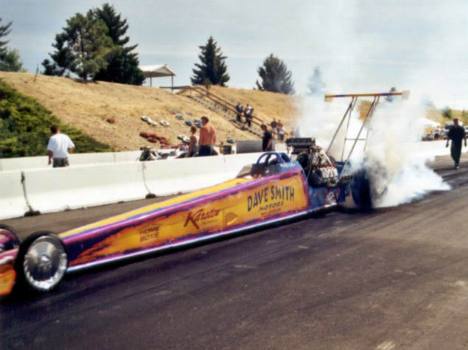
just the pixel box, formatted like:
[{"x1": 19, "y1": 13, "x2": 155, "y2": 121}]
[{"x1": 0, "y1": 90, "x2": 408, "y2": 297}]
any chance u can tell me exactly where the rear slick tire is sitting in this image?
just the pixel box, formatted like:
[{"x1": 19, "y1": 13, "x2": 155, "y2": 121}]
[
  {"x1": 351, "y1": 169, "x2": 373, "y2": 212},
  {"x1": 15, "y1": 232, "x2": 68, "y2": 293}
]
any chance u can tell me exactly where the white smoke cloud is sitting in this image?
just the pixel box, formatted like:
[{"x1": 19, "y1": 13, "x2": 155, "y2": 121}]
[
  {"x1": 294, "y1": 0, "x2": 459, "y2": 207},
  {"x1": 364, "y1": 99, "x2": 450, "y2": 207},
  {"x1": 297, "y1": 94, "x2": 450, "y2": 208}
]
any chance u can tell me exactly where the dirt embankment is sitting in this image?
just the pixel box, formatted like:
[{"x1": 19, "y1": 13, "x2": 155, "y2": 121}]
[{"x1": 0, "y1": 72, "x2": 299, "y2": 151}]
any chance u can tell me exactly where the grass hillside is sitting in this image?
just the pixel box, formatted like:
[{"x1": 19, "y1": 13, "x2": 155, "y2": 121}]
[
  {"x1": 0, "y1": 72, "x2": 298, "y2": 152},
  {"x1": 0, "y1": 79, "x2": 110, "y2": 158},
  {"x1": 209, "y1": 86, "x2": 298, "y2": 127}
]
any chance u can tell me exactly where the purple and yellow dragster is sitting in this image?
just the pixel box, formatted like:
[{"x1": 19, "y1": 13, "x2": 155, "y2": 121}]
[{"x1": 0, "y1": 90, "x2": 406, "y2": 297}]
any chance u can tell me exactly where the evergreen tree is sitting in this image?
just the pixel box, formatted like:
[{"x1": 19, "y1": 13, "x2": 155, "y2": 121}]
[
  {"x1": 0, "y1": 18, "x2": 12, "y2": 57},
  {"x1": 256, "y1": 54, "x2": 294, "y2": 94},
  {"x1": 42, "y1": 11, "x2": 114, "y2": 81},
  {"x1": 0, "y1": 18, "x2": 23, "y2": 72},
  {"x1": 42, "y1": 32, "x2": 73, "y2": 76},
  {"x1": 191, "y1": 36, "x2": 230, "y2": 86},
  {"x1": 442, "y1": 107, "x2": 453, "y2": 120},
  {"x1": 307, "y1": 67, "x2": 325, "y2": 96},
  {"x1": 0, "y1": 49, "x2": 22, "y2": 71},
  {"x1": 93, "y1": 3, "x2": 144, "y2": 85}
]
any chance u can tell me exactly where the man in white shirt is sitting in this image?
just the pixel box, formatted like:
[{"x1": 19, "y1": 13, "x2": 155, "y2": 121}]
[{"x1": 47, "y1": 125, "x2": 75, "y2": 167}]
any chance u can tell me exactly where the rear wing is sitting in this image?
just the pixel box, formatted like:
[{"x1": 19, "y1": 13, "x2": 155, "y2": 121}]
[
  {"x1": 325, "y1": 90, "x2": 409, "y2": 176},
  {"x1": 324, "y1": 91, "x2": 410, "y2": 102}
]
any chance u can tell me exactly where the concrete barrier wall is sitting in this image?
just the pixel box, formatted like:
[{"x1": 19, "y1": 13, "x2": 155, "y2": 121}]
[
  {"x1": 0, "y1": 171, "x2": 29, "y2": 219},
  {"x1": 0, "y1": 151, "x2": 141, "y2": 171},
  {"x1": 22, "y1": 162, "x2": 148, "y2": 214},
  {"x1": 0, "y1": 156, "x2": 46, "y2": 172},
  {"x1": 0, "y1": 150, "x2": 263, "y2": 171},
  {"x1": 112, "y1": 151, "x2": 141, "y2": 163}
]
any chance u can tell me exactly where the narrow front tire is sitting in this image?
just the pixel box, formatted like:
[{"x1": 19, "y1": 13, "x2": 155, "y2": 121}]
[{"x1": 16, "y1": 232, "x2": 68, "y2": 293}]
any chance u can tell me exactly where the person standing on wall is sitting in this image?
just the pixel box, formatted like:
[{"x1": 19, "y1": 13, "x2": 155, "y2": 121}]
[
  {"x1": 261, "y1": 124, "x2": 274, "y2": 152},
  {"x1": 446, "y1": 118, "x2": 466, "y2": 169},
  {"x1": 198, "y1": 116, "x2": 217, "y2": 156},
  {"x1": 47, "y1": 125, "x2": 75, "y2": 167}
]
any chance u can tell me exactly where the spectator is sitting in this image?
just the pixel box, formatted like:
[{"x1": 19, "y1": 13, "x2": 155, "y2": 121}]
[
  {"x1": 446, "y1": 118, "x2": 467, "y2": 169},
  {"x1": 244, "y1": 104, "x2": 253, "y2": 128},
  {"x1": 199, "y1": 116, "x2": 217, "y2": 156},
  {"x1": 261, "y1": 124, "x2": 273, "y2": 152},
  {"x1": 235, "y1": 103, "x2": 244, "y2": 123},
  {"x1": 271, "y1": 119, "x2": 278, "y2": 130},
  {"x1": 270, "y1": 119, "x2": 278, "y2": 139},
  {"x1": 47, "y1": 125, "x2": 75, "y2": 168},
  {"x1": 188, "y1": 126, "x2": 198, "y2": 157},
  {"x1": 277, "y1": 121, "x2": 285, "y2": 141}
]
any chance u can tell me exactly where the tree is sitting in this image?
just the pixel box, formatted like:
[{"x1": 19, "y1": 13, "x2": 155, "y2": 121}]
[
  {"x1": 42, "y1": 32, "x2": 73, "y2": 76},
  {"x1": 0, "y1": 18, "x2": 12, "y2": 57},
  {"x1": 93, "y1": 3, "x2": 144, "y2": 85},
  {"x1": 442, "y1": 106, "x2": 453, "y2": 120},
  {"x1": 256, "y1": 54, "x2": 294, "y2": 94},
  {"x1": 307, "y1": 67, "x2": 325, "y2": 96},
  {"x1": 0, "y1": 49, "x2": 22, "y2": 71},
  {"x1": 0, "y1": 18, "x2": 23, "y2": 72},
  {"x1": 42, "y1": 11, "x2": 114, "y2": 81},
  {"x1": 191, "y1": 36, "x2": 230, "y2": 86}
]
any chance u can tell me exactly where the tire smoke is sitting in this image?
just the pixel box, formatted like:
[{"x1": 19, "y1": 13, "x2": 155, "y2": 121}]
[
  {"x1": 296, "y1": 96, "x2": 450, "y2": 208},
  {"x1": 364, "y1": 99, "x2": 450, "y2": 207}
]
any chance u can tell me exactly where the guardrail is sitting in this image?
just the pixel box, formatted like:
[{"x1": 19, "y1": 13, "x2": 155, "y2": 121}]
[{"x1": 0, "y1": 153, "x2": 262, "y2": 220}]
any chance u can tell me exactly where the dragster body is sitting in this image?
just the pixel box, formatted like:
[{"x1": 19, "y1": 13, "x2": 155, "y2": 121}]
[{"x1": 0, "y1": 150, "x2": 363, "y2": 297}]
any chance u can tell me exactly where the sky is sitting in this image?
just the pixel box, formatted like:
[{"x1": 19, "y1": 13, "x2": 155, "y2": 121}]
[{"x1": 1, "y1": 0, "x2": 468, "y2": 108}]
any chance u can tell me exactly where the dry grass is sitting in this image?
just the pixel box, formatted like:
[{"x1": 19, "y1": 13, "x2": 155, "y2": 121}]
[
  {"x1": 0, "y1": 72, "x2": 298, "y2": 151},
  {"x1": 209, "y1": 86, "x2": 299, "y2": 128}
]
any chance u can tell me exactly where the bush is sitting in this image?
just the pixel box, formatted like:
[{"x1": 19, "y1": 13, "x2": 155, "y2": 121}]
[{"x1": 0, "y1": 79, "x2": 111, "y2": 157}]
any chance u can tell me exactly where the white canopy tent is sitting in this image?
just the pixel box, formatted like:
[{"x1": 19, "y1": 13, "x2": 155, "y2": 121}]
[{"x1": 140, "y1": 64, "x2": 176, "y2": 88}]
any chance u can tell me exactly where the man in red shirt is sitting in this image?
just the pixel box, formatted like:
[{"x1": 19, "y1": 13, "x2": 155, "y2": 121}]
[{"x1": 198, "y1": 116, "x2": 217, "y2": 156}]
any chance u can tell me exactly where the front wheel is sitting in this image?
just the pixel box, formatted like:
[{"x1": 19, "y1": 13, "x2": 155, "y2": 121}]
[{"x1": 16, "y1": 232, "x2": 68, "y2": 293}]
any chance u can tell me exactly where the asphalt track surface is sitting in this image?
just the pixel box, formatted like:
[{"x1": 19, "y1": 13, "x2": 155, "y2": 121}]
[{"x1": 2, "y1": 154, "x2": 468, "y2": 350}]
